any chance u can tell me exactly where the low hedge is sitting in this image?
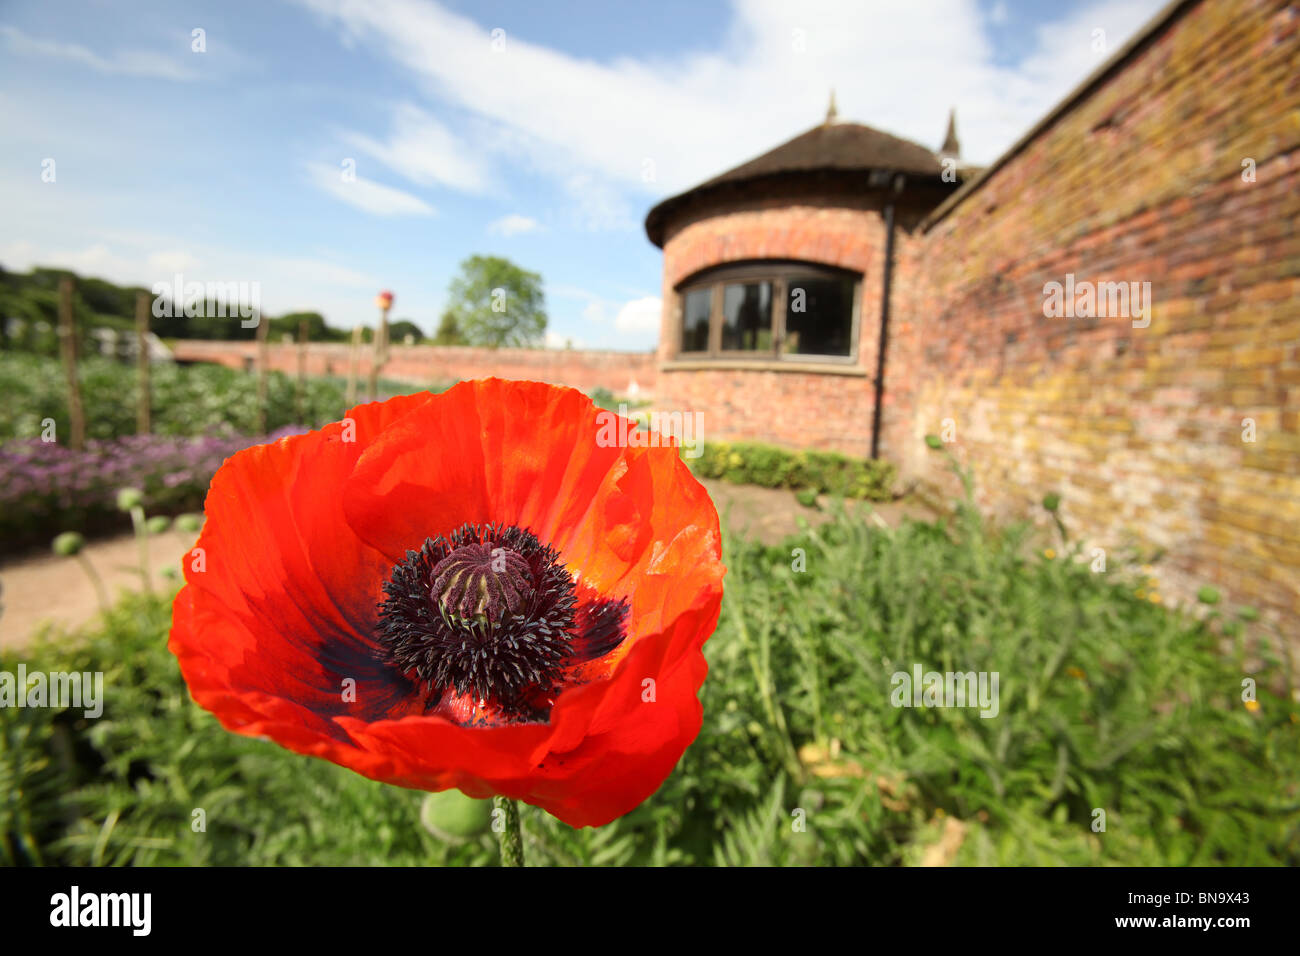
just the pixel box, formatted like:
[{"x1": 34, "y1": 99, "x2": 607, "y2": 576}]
[{"x1": 687, "y1": 440, "x2": 895, "y2": 501}]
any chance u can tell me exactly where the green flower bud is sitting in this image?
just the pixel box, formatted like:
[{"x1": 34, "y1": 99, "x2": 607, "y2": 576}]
[
  {"x1": 52, "y1": 531, "x2": 85, "y2": 557},
  {"x1": 1236, "y1": 605, "x2": 1260, "y2": 622},
  {"x1": 146, "y1": 515, "x2": 171, "y2": 535},
  {"x1": 1042, "y1": 493, "x2": 1061, "y2": 512},
  {"x1": 1197, "y1": 586, "x2": 1220, "y2": 605},
  {"x1": 175, "y1": 513, "x2": 203, "y2": 533},
  {"x1": 419, "y1": 790, "x2": 491, "y2": 842},
  {"x1": 116, "y1": 487, "x2": 144, "y2": 511},
  {"x1": 924, "y1": 434, "x2": 943, "y2": 450}
]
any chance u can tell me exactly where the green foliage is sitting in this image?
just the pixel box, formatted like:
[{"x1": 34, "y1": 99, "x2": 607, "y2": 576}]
[
  {"x1": 439, "y1": 255, "x2": 546, "y2": 349},
  {"x1": 689, "y1": 440, "x2": 896, "y2": 501},
  {"x1": 0, "y1": 267, "x2": 353, "y2": 348},
  {"x1": 386, "y1": 319, "x2": 425, "y2": 345},
  {"x1": 432, "y1": 312, "x2": 466, "y2": 346},
  {"x1": 4, "y1": 495, "x2": 1294, "y2": 866},
  {"x1": 271, "y1": 312, "x2": 347, "y2": 343},
  {"x1": 0, "y1": 353, "x2": 348, "y2": 442}
]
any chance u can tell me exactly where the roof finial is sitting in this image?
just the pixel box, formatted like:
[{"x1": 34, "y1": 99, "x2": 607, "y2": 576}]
[
  {"x1": 940, "y1": 107, "x2": 960, "y2": 158},
  {"x1": 825, "y1": 90, "x2": 838, "y2": 125}
]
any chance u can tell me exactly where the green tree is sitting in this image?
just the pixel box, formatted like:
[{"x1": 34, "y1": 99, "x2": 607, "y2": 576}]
[
  {"x1": 440, "y1": 255, "x2": 546, "y2": 348},
  {"x1": 432, "y1": 311, "x2": 467, "y2": 346},
  {"x1": 271, "y1": 312, "x2": 332, "y2": 341},
  {"x1": 387, "y1": 319, "x2": 424, "y2": 344}
]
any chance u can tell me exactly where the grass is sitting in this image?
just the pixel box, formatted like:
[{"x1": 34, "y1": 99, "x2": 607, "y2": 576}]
[{"x1": 2, "y1": 495, "x2": 1296, "y2": 866}]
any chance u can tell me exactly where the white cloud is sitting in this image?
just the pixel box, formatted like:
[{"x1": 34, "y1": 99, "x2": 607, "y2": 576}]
[
  {"x1": 341, "y1": 103, "x2": 493, "y2": 194},
  {"x1": 487, "y1": 214, "x2": 542, "y2": 237},
  {"x1": 613, "y1": 296, "x2": 662, "y2": 334},
  {"x1": 306, "y1": 161, "x2": 435, "y2": 216},
  {"x1": 0, "y1": 24, "x2": 197, "y2": 81},
  {"x1": 562, "y1": 173, "x2": 636, "y2": 232},
  {"x1": 291, "y1": 0, "x2": 1167, "y2": 206}
]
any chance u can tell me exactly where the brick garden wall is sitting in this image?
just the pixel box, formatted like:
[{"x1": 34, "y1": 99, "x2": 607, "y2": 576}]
[
  {"x1": 170, "y1": 340, "x2": 656, "y2": 396},
  {"x1": 883, "y1": 0, "x2": 1300, "y2": 634}
]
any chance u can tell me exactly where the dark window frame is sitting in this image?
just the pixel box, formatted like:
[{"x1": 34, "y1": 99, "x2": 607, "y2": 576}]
[{"x1": 674, "y1": 260, "x2": 862, "y2": 365}]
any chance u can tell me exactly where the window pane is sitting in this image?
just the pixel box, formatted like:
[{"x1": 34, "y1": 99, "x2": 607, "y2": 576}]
[
  {"x1": 721, "y1": 281, "x2": 773, "y2": 352},
  {"x1": 680, "y1": 288, "x2": 711, "y2": 352},
  {"x1": 785, "y1": 277, "x2": 854, "y2": 356}
]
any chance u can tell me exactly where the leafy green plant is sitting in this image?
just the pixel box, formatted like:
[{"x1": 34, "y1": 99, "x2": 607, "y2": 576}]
[
  {"x1": 4, "y1": 494, "x2": 1295, "y2": 865},
  {"x1": 0, "y1": 354, "x2": 348, "y2": 443},
  {"x1": 688, "y1": 440, "x2": 896, "y2": 501}
]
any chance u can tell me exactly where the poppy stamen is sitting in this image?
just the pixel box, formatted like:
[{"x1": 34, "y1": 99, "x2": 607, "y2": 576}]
[{"x1": 378, "y1": 522, "x2": 623, "y2": 723}]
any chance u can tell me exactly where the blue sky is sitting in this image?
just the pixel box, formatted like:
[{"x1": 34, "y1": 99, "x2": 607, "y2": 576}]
[{"x1": 0, "y1": 0, "x2": 1165, "y2": 350}]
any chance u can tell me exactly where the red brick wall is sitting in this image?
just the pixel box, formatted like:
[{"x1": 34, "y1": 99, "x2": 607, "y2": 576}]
[
  {"x1": 884, "y1": 0, "x2": 1300, "y2": 634},
  {"x1": 170, "y1": 341, "x2": 656, "y2": 396}
]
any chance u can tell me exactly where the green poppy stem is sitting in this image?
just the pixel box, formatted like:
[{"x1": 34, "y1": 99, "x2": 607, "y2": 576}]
[
  {"x1": 76, "y1": 553, "x2": 110, "y2": 613},
  {"x1": 129, "y1": 505, "x2": 153, "y2": 595},
  {"x1": 493, "y1": 796, "x2": 524, "y2": 867}
]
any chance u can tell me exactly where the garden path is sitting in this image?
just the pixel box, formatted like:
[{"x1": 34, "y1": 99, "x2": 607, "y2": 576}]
[
  {"x1": 0, "y1": 530, "x2": 193, "y2": 653},
  {"x1": 0, "y1": 480, "x2": 936, "y2": 650}
]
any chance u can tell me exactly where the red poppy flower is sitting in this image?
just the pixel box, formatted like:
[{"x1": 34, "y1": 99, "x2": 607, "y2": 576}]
[{"x1": 168, "y1": 379, "x2": 725, "y2": 827}]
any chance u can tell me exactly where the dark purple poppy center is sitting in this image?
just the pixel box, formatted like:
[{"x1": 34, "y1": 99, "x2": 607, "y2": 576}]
[
  {"x1": 376, "y1": 522, "x2": 631, "y2": 725},
  {"x1": 429, "y1": 541, "x2": 534, "y2": 626}
]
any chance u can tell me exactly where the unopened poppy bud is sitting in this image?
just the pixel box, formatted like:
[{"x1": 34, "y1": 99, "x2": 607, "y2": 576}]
[
  {"x1": 116, "y1": 487, "x2": 144, "y2": 511},
  {"x1": 147, "y1": 515, "x2": 171, "y2": 534},
  {"x1": 420, "y1": 790, "x2": 491, "y2": 842},
  {"x1": 52, "y1": 531, "x2": 85, "y2": 556},
  {"x1": 175, "y1": 513, "x2": 203, "y2": 533}
]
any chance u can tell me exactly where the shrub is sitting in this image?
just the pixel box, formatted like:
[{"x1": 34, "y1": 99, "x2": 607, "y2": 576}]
[{"x1": 688, "y1": 440, "x2": 895, "y2": 501}]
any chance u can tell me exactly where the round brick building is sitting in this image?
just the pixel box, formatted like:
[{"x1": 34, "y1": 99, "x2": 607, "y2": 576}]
[{"x1": 645, "y1": 108, "x2": 965, "y2": 457}]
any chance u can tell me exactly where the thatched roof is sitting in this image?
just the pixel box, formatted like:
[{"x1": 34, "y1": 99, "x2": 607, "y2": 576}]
[{"x1": 645, "y1": 120, "x2": 947, "y2": 247}]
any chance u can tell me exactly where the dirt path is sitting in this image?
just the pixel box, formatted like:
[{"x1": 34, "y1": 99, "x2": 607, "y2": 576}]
[
  {"x1": 0, "y1": 530, "x2": 197, "y2": 653},
  {"x1": 698, "y1": 478, "x2": 937, "y2": 545},
  {"x1": 0, "y1": 482, "x2": 937, "y2": 650}
]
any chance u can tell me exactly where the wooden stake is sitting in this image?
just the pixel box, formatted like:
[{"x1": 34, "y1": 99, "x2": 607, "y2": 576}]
[
  {"x1": 58, "y1": 276, "x2": 86, "y2": 450},
  {"x1": 135, "y1": 291, "x2": 151, "y2": 434},
  {"x1": 255, "y1": 312, "x2": 270, "y2": 434},
  {"x1": 346, "y1": 324, "x2": 361, "y2": 410},
  {"x1": 296, "y1": 317, "x2": 309, "y2": 424},
  {"x1": 368, "y1": 309, "x2": 389, "y2": 401}
]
